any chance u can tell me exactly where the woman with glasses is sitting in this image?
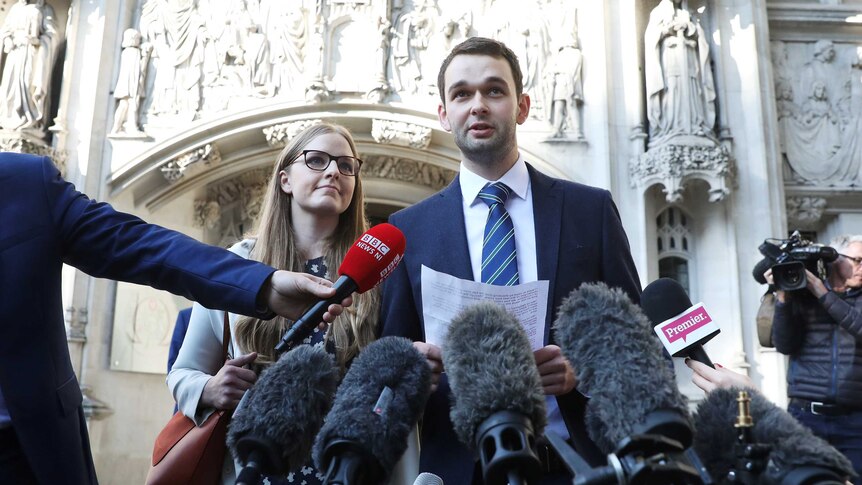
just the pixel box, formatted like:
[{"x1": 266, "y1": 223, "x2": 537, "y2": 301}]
[
  {"x1": 765, "y1": 234, "x2": 862, "y2": 480},
  {"x1": 168, "y1": 123, "x2": 379, "y2": 484}
]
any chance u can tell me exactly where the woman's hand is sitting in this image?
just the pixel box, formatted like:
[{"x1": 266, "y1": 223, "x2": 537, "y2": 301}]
[
  {"x1": 201, "y1": 352, "x2": 258, "y2": 410},
  {"x1": 687, "y1": 358, "x2": 755, "y2": 393}
]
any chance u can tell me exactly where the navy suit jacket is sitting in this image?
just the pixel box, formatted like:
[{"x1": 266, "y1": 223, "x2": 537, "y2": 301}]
[
  {"x1": 0, "y1": 154, "x2": 278, "y2": 484},
  {"x1": 379, "y1": 163, "x2": 642, "y2": 484}
]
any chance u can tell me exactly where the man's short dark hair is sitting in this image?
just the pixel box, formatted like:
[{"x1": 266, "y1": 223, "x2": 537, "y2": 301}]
[{"x1": 437, "y1": 37, "x2": 524, "y2": 105}]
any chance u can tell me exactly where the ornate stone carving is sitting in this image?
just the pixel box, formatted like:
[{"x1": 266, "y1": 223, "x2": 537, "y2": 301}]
[
  {"x1": 362, "y1": 155, "x2": 456, "y2": 191},
  {"x1": 193, "y1": 200, "x2": 221, "y2": 229},
  {"x1": 786, "y1": 196, "x2": 827, "y2": 230},
  {"x1": 160, "y1": 143, "x2": 221, "y2": 182},
  {"x1": 634, "y1": 1, "x2": 731, "y2": 202},
  {"x1": 0, "y1": 0, "x2": 59, "y2": 135},
  {"x1": 193, "y1": 168, "x2": 269, "y2": 241},
  {"x1": 0, "y1": 131, "x2": 66, "y2": 175},
  {"x1": 263, "y1": 119, "x2": 323, "y2": 147},
  {"x1": 371, "y1": 119, "x2": 432, "y2": 149},
  {"x1": 630, "y1": 137, "x2": 735, "y2": 203}
]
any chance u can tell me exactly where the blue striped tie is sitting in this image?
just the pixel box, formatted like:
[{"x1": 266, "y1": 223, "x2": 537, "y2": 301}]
[{"x1": 478, "y1": 182, "x2": 519, "y2": 286}]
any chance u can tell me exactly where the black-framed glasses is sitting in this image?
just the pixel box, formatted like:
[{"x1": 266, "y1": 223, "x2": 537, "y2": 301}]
[
  {"x1": 292, "y1": 150, "x2": 363, "y2": 176},
  {"x1": 840, "y1": 253, "x2": 862, "y2": 265}
]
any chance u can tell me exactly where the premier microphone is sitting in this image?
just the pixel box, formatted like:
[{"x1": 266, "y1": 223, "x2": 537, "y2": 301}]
[
  {"x1": 227, "y1": 345, "x2": 339, "y2": 485},
  {"x1": 694, "y1": 388, "x2": 853, "y2": 484},
  {"x1": 641, "y1": 278, "x2": 720, "y2": 369},
  {"x1": 313, "y1": 336, "x2": 431, "y2": 485},
  {"x1": 554, "y1": 282, "x2": 694, "y2": 455},
  {"x1": 442, "y1": 302, "x2": 546, "y2": 485},
  {"x1": 275, "y1": 223, "x2": 406, "y2": 354}
]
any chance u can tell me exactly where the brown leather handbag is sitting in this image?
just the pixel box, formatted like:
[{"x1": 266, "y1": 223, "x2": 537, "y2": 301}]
[{"x1": 146, "y1": 312, "x2": 233, "y2": 485}]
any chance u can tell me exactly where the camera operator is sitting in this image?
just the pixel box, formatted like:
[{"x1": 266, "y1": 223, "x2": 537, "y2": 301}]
[{"x1": 765, "y1": 234, "x2": 862, "y2": 478}]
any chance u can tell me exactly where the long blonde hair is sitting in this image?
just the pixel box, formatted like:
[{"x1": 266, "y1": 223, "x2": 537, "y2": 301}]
[{"x1": 235, "y1": 123, "x2": 379, "y2": 368}]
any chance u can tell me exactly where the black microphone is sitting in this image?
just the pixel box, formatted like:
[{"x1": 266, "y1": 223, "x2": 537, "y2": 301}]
[
  {"x1": 555, "y1": 282, "x2": 694, "y2": 455},
  {"x1": 694, "y1": 388, "x2": 853, "y2": 485},
  {"x1": 641, "y1": 278, "x2": 720, "y2": 369},
  {"x1": 442, "y1": 302, "x2": 545, "y2": 485},
  {"x1": 275, "y1": 223, "x2": 406, "y2": 354},
  {"x1": 227, "y1": 345, "x2": 339, "y2": 485},
  {"x1": 313, "y1": 336, "x2": 431, "y2": 485}
]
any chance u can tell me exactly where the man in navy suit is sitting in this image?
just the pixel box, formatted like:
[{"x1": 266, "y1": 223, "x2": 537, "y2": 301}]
[
  {"x1": 0, "y1": 153, "x2": 348, "y2": 484},
  {"x1": 378, "y1": 37, "x2": 642, "y2": 484}
]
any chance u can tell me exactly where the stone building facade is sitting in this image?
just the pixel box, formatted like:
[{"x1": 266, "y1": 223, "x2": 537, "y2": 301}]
[{"x1": 3, "y1": 0, "x2": 860, "y2": 482}]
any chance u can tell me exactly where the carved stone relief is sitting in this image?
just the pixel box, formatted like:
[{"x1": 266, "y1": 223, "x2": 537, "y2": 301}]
[
  {"x1": 786, "y1": 196, "x2": 827, "y2": 230},
  {"x1": 771, "y1": 40, "x2": 862, "y2": 187},
  {"x1": 160, "y1": 143, "x2": 221, "y2": 182},
  {"x1": 124, "y1": 0, "x2": 594, "y2": 142},
  {"x1": 371, "y1": 119, "x2": 432, "y2": 149},
  {"x1": 362, "y1": 155, "x2": 456, "y2": 191}
]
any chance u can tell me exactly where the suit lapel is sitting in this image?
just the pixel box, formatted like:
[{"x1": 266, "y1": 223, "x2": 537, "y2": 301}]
[
  {"x1": 432, "y1": 175, "x2": 474, "y2": 281},
  {"x1": 528, "y1": 164, "x2": 562, "y2": 340}
]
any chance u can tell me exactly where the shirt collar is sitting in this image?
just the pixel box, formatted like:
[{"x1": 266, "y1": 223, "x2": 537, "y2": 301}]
[{"x1": 460, "y1": 156, "x2": 530, "y2": 207}]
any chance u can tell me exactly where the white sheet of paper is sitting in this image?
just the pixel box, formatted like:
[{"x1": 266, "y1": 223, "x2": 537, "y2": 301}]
[{"x1": 420, "y1": 265, "x2": 549, "y2": 351}]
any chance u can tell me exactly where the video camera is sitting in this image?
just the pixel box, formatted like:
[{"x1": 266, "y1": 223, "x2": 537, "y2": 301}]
[{"x1": 753, "y1": 231, "x2": 837, "y2": 291}]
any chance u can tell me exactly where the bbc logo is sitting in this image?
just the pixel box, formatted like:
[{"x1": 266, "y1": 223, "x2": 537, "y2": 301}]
[{"x1": 361, "y1": 234, "x2": 390, "y2": 255}]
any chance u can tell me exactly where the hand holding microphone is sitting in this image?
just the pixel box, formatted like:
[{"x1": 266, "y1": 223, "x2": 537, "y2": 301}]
[{"x1": 275, "y1": 223, "x2": 406, "y2": 354}]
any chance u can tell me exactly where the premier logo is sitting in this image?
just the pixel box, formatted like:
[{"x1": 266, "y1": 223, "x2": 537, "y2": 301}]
[{"x1": 660, "y1": 307, "x2": 713, "y2": 343}]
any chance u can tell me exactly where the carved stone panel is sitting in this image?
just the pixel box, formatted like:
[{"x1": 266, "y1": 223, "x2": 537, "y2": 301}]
[{"x1": 771, "y1": 40, "x2": 862, "y2": 187}]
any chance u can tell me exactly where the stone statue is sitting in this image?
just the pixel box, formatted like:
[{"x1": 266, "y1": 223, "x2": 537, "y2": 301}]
[
  {"x1": 111, "y1": 29, "x2": 152, "y2": 136},
  {"x1": 265, "y1": 3, "x2": 306, "y2": 95},
  {"x1": 390, "y1": 2, "x2": 435, "y2": 94},
  {"x1": 0, "y1": 0, "x2": 58, "y2": 133},
  {"x1": 644, "y1": 0, "x2": 716, "y2": 145},
  {"x1": 140, "y1": 0, "x2": 206, "y2": 117},
  {"x1": 543, "y1": 4, "x2": 583, "y2": 140},
  {"x1": 545, "y1": 42, "x2": 584, "y2": 140}
]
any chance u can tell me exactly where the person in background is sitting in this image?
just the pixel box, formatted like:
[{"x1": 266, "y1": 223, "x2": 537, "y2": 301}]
[
  {"x1": 767, "y1": 234, "x2": 862, "y2": 478},
  {"x1": 168, "y1": 308, "x2": 192, "y2": 374},
  {"x1": 0, "y1": 153, "x2": 348, "y2": 485},
  {"x1": 169, "y1": 123, "x2": 379, "y2": 485}
]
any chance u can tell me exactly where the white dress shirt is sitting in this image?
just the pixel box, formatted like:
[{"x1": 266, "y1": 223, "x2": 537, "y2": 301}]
[{"x1": 458, "y1": 157, "x2": 569, "y2": 440}]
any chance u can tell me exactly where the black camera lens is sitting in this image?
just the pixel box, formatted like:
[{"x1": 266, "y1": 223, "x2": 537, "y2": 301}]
[{"x1": 773, "y1": 261, "x2": 808, "y2": 291}]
